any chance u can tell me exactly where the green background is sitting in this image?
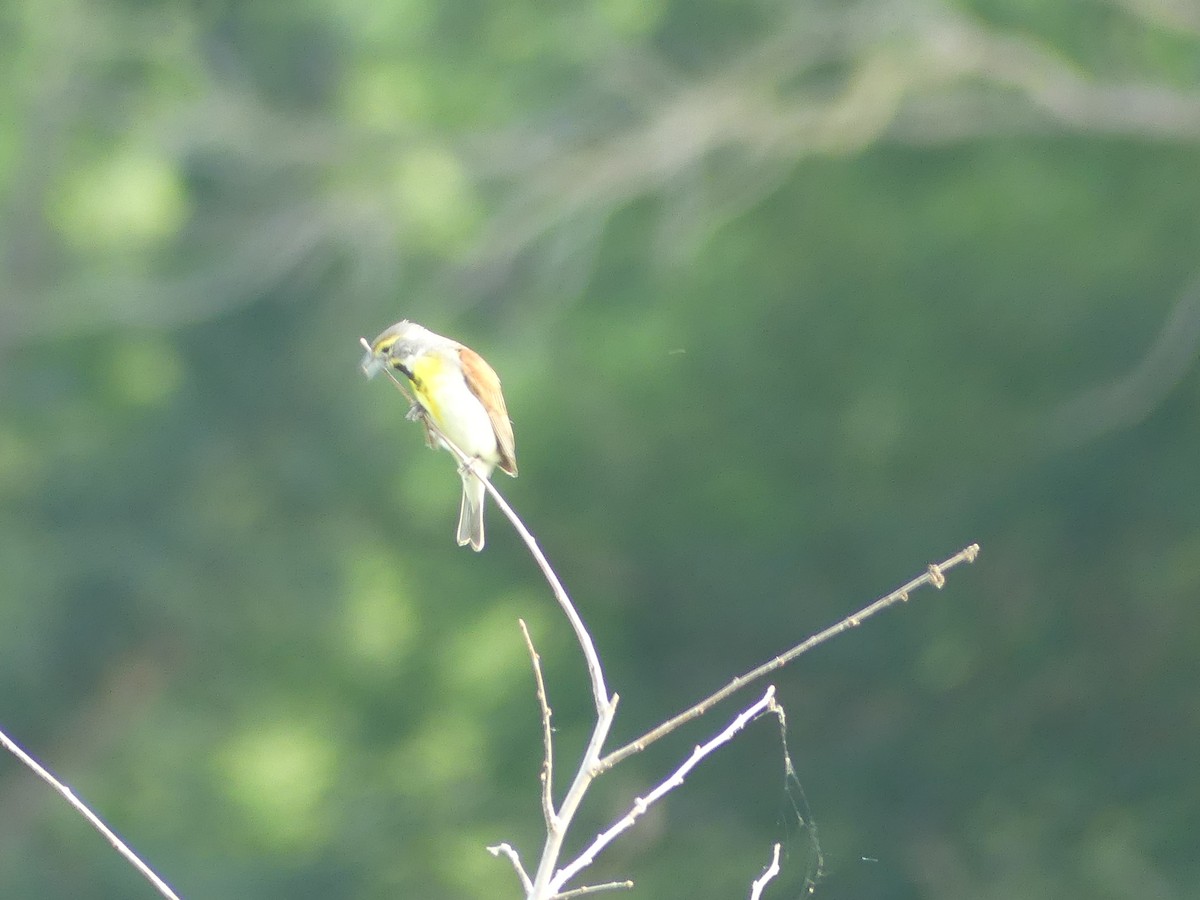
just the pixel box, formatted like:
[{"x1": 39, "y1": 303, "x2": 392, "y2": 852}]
[{"x1": 2, "y1": 0, "x2": 1198, "y2": 897}]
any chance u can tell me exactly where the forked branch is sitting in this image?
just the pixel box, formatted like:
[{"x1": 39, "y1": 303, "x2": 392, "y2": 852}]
[
  {"x1": 749, "y1": 843, "x2": 783, "y2": 900},
  {"x1": 368, "y1": 345, "x2": 981, "y2": 898},
  {"x1": 547, "y1": 687, "x2": 780, "y2": 895}
]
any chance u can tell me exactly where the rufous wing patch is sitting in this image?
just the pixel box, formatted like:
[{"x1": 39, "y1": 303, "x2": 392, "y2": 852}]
[{"x1": 458, "y1": 345, "x2": 518, "y2": 476}]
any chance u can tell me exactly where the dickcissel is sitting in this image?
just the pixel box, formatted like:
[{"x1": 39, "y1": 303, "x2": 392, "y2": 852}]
[{"x1": 361, "y1": 321, "x2": 517, "y2": 551}]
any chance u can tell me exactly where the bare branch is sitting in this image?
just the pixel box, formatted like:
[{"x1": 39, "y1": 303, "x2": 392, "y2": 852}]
[
  {"x1": 597, "y1": 544, "x2": 981, "y2": 772},
  {"x1": 481, "y1": 473, "x2": 612, "y2": 716},
  {"x1": 749, "y1": 843, "x2": 782, "y2": 900},
  {"x1": 0, "y1": 726, "x2": 182, "y2": 900},
  {"x1": 519, "y1": 618, "x2": 557, "y2": 829},
  {"x1": 550, "y1": 880, "x2": 635, "y2": 899},
  {"x1": 487, "y1": 842, "x2": 533, "y2": 894},
  {"x1": 530, "y1": 697, "x2": 619, "y2": 896},
  {"x1": 549, "y1": 687, "x2": 779, "y2": 895}
]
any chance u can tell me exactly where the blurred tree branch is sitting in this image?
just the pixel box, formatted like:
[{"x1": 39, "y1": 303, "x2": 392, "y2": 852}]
[
  {"x1": 454, "y1": 2, "x2": 1200, "y2": 298},
  {"x1": 4, "y1": 1, "x2": 1199, "y2": 343},
  {"x1": 1042, "y1": 270, "x2": 1200, "y2": 448}
]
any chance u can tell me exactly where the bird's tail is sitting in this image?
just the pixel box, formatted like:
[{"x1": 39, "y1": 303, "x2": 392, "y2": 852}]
[{"x1": 456, "y1": 466, "x2": 488, "y2": 551}]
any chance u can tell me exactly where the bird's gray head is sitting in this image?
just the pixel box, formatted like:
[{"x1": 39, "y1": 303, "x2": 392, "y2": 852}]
[{"x1": 360, "y1": 320, "x2": 432, "y2": 379}]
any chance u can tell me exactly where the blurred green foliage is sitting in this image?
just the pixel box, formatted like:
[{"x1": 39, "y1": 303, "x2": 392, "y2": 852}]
[{"x1": 1, "y1": 0, "x2": 1199, "y2": 897}]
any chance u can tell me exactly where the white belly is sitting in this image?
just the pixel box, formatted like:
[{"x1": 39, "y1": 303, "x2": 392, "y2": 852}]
[{"x1": 423, "y1": 369, "x2": 499, "y2": 467}]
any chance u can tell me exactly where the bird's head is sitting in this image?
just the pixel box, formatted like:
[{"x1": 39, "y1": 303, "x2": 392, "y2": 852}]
[{"x1": 360, "y1": 320, "x2": 431, "y2": 380}]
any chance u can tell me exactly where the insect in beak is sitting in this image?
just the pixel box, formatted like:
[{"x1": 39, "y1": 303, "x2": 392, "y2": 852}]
[{"x1": 360, "y1": 337, "x2": 388, "y2": 379}]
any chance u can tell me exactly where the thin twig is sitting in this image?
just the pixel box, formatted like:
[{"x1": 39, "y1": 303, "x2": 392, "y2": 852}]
[
  {"x1": 749, "y1": 843, "x2": 782, "y2": 900},
  {"x1": 531, "y1": 698, "x2": 618, "y2": 896},
  {"x1": 482, "y1": 479, "x2": 611, "y2": 716},
  {"x1": 0, "y1": 726, "x2": 182, "y2": 900},
  {"x1": 486, "y1": 842, "x2": 534, "y2": 894},
  {"x1": 549, "y1": 686, "x2": 778, "y2": 894},
  {"x1": 551, "y1": 880, "x2": 635, "y2": 898},
  {"x1": 597, "y1": 543, "x2": 980, "y2": 772},
  {"x1": 519, "y1": 618, "x2": 557, "y2": 829}
]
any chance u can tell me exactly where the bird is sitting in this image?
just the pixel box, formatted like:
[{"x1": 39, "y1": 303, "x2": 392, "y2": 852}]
[{"x1": 361, "y1": 321, "x2": 517, "y2": 551}]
